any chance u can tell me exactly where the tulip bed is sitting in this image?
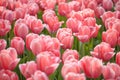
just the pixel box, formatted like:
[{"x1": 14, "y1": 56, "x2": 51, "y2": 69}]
[{"x1": 1, "y1": 0, "x2": 120, "y2": 80}]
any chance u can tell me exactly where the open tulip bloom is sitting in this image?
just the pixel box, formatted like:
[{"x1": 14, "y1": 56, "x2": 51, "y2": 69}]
[{"x1": 1, "y1": 0, "x2": 120, "y2": 80}]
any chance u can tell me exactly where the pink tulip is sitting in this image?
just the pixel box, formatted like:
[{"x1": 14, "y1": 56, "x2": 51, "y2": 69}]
[
  {"x1": 64, "y1": 73, "x2": 86, "y2": 80},
  {"x1": 0, "y1": 39, "x2": 6, "y2": 51},
  {"x1": 19, "y1": 61, "x2": 37, "y2": 78},
  {"x1": 74, "y1": 26, "x2": 91, "y2": 43},
  {"x1": 36, "y1": 51, "x2": 60, "y2": 75},
  {"x1": 91, "y1": 42, "x2": 115, "y2": 61},
  {"x1": 27, "y1": 2, "x2": 39, "y2": 15},
  {"x1": 102, "y1": 0, "x2": 113, "y2": 10},
  {"x1": 102, "y1": 29, "x2": 119, "y2": 47},
  {"x1": 2, "y1": 9, "x2": 15, "y2": 23},
  {"x1": 56, "y1": 28, "x2": 74, "y2": 49},
  {"x1": 14, "y1": 22, "x2": 29, "y2": 39},
  {"x1": 0, "y1": 6, "x2": 5, "y2": 17},
  {"x1": 58, "y1": 2, "x2": 72, "y2": 16},
  {"x1": 80, "y1": 8, "x2": 95, "y2": 18},
  {"x1": 30, "y1": 35, "x2": 60, "y2": 56},
  {"x1": 43, "y1": 9, "x2": 63, "y2": 33},
  {"x1": 102, "y1": 63, "x2": 120, "y2": 79},
  {"x1": 80, "y1": 56, "x2": 103, "y2": 78},
  {"x1": 101, "y1": 11, "x2": 114, "y2": 23},
  {"x1": 57, "y1": 0, "x2": 66, "y2": 4},
  {"x1": 94, "y1": 6, "x2": 105, "y2": 18},
  {"x1": 68, "y1": 1, "x2": 80, "y2": 11},
  {"x1": 68, "y1": 11, "x2": 84, "y2": 21},
  {"x1": 87, "y1": 0, "x2": 97, "y2": 10},
  {"x1": 0, "y1": 19, "x2": 11, "y2": 36},
  {"x1": 14, "y1": 7, "x2": 26, "y2": 19},
  {"x1": 0, "y1": 69, "x2": 19, "y2": 80},
  {"x1": 40, "y1": 0, "x2": 56, "y2": 10},
  {"x1": 62, "y1": 49, "x2": 79, "y2": 63},
  {"x1": 66, "y1": 18, "x2": 82, "y2": 33},
  {"x1": 115, "y1": 0, "x2": 120, "y2": 11},
  {"x1": 26, "y1": 33, "x2": 39, "y2": 50},
  {"x1": 61, "y1": 61, "x2": 80, "y2": 78},
  {"x1": 27, "y1": 71, "x2": 49, "y2": 80},
  {"x1": 116, "y1": 52, "x2": 120, "y2": 66},
  {"x1": 0, "y1": 0, "x2": 8, "y2": 7},
  {"x1": 0, "y1": 47, "x2": 20, "y2": 70},
  {"x1": 113, "y1": 0, "x2": 119, "y2": 3},
  {"x1": 24, "y1": 14, "x2": 44, "y2": 34},
  {"x1": 11, "y1": 37, "x2": 25, "y2": 55}
]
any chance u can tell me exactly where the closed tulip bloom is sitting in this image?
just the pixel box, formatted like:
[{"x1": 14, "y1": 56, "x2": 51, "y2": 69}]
[
  {"x1": 102, "y1": 0, "x2": 113, "y2": 10},
  {"x1": 14, "y1": 22, "x2": 29, "y2": 39},
  {"x1": 68, "y1": 1, "x2": 80, "y2": 11},
  {"x1": 95, "y1": 6, "x2": 105, "y2": 18},
  {"x1": 0, "y1": 19, "x2": 11, "y2": 36},
  {"x1": 91, "y1": 42, "x2": 115, "y2": 61},
  {"x1": 11, "y1": 37, "x2": 25, "y2": 55},
  {"x1": 115, "y1": 1, "x2": 120, "y2": 11},
  {"x1": 36, "y1": 51, "x2": 60, "y2": 75},
  {"x1": 58, "y1": 2, "x2": 72, "y2": 16},
  {"x1": 0, "y1": 39, "x2": 6, "y2": 51},
  {"x1": 74, "y1": 26, "x2": 91, "y2": 43},
  {"x1": 61, "y1": 61, "x2": 80, "y2": 78},
  {"x1": 40, "y1": 0, "x2": 56, "y2": 10},
  {"x1": 80, "y1": 56, "x2": 103, "y2": 78},
  {"x1": 0, "y1": 47, "x2": 20, "y2": 70},
  {"x1": 62, "y1": 49, "x2": 79, "y2": 63},
  {"x1": 27, "y1": 71, "x2": 49, "y2": 80},
  {"x1": 26, "y1": 33, "x2": 39, "y2": 50},
  {"x1": 19, "y1": 61, "x2": 37, "y2": 78},
  {"x1": 56, "y1": 28, "x2": 74, "y2": 49},
  {"x1": 27, "y1": 2, "x2": 39, "y2": 15},
  {"x1": 43, "y1": 10, "x2": 63, "y2": 33},
  {"x1": 66, "y1": 18, "x2": 82, "y2": 33},
  {"x1": 0, "y1": 69, "x2": 19, "y2": 80},
  {"x1": 30, "y1": 35, "x2": 60, "y2": 56},
  {"x1": 64, "y1": 73, "x2": 86, "y2": 80},
  {"x1": 102, "y1": 63, "x2": 120, "y2": 79},
  {"x1": 101, "y1": 11, "x2": 114, "y2": 23},
  {"x1": 116, "y1": 52, "x2": 120, "y2": 66},
  {"x1": 102, "y1": 29, "x2": 119, "y2": 47},
  {"x1": 2, "y1": 9, "x2": 15, "y2": 23}
]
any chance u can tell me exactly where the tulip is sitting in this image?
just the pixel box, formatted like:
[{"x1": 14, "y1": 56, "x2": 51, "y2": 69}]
[
  {"x1": 116, "y1": 52, "x2": 120, "y2": 66},
  {"x1": 0, "y1": 47, "x2": 20, "y2": 70},
  {"x1": 102, "y1": 63, "x2": 120, "y2": 79},
  {"x1": 66, "y1": 18, "x2": 82, "y2": 33},
  {"x1": 101, "y1": 11, "x2": 114, "y2": 23},
  {"x1": 0, "y1": 19, "x2": 11, "y2": 36},
  {"x1": 80, "y1": 56, "x2": 103, "y2": 78},
  {"x1": 19, "y1": 61, "x2": 37, "y2": 78},
  {"x1": 36, "y1": 51, "x2": 60, "y2": 75},
  {"x1": 26, "y1": 33, "x2": 39, "y2": 50},
  {"x1": 2, "y1": 9, "x2": 15, "y2": 23},
  {"x1": 14, "y1": 22, "x2": 29, "y2": 39},
  {"x1": 56, "y1": 28, "x2": 74, "y2": 49},
  {"x1": 61, "y1": 61, "x2": 80, "y2": 78},
  {"x1": 27, "y1": 71, "x2": 49, "y2": 80},
  {"x1": 115, "y1": 0, "x2": 120, "y2": 11},
  {"x1": 95, "y1": 6, "x2": 105, "y2": 18},
  {"x1": 64, "y1": 73, "x2": 86, "y2": 80},
  {"x1": 74, "y1": 26, "x2": 91, "y2": 43},
  {"x1": 62, "y1": 49, "x2": 79, "y2": 63},
  {"x1": 102, "y1": 29, "x2": 119, "y2": 47},
  {"x1": 68, "y1": 1, "x2": 80, "y2": 11},
  {"x1": 91, "y1": 42, "x2": 115, "y2": 61},
  {"x1": 30, "y1": 35, "x2": 60, "y2": 56},
  {"x1": 40, "y1": 0, "x2": 56, "y2": 10},
  {"x1": 102, "y1": 0, "x2": 113, "y2": 10},
  {"x1": 0, "y1": 69, "x2": 19, "y2": 80},
  {"x1": 11, "y1": 37, "x2": 25, "y2": 55},
  {"x1": 0, "y1": 39, "x2": 6, "y2": 51}
]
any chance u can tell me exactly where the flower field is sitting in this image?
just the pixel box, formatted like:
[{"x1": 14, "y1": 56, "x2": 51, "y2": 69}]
[{"x1": 1, "y1": 0, "x2": 120, "y2": 80}]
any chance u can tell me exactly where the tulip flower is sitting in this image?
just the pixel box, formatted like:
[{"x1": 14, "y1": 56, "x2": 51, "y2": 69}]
[
  {"x1": 11, "y1": 37, "x2": 25, "y2": 55},
  {"x1": 0, "y1": 69, "x2": 19, "y2": 80},
  {"x1": 0, "y1": 47, "x2": 20, "y2": 70},
  {"x1": 0, "y1": 39, "x2": 6, "y2": 51},
  {"x1": 102, "y1": 0, "x2": 113, "y2": 10},
  {"x1": 91, "y1": 42, "x2": 115, "y2": 61}
]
